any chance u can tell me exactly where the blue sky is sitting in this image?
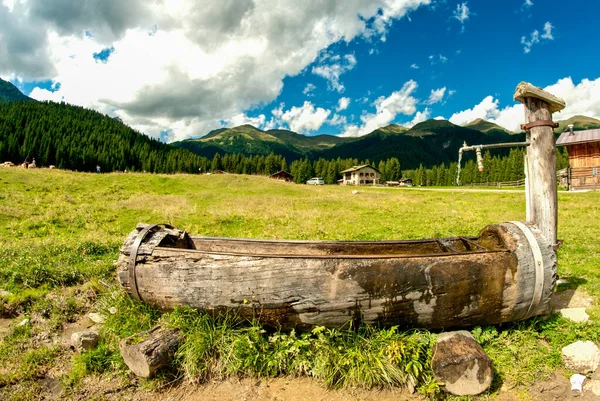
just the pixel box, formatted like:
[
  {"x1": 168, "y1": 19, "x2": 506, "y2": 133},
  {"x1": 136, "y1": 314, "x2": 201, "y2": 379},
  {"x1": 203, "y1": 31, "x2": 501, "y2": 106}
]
[{"x1": 1, "y1": 0, "x2": 598, "y2": 140}]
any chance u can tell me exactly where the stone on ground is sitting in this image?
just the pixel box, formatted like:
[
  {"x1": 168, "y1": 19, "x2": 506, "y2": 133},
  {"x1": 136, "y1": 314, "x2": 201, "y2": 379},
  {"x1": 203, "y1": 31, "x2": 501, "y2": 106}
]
[
  {"x1": 87, "y1": 312, "x2": 106, "y2": 324},
  {"x1": 584, "y1": 379, "x2": 600, "y2": 396},
  {"x1": 559, "y1": 307, "x2": 589, "y2": 323},
  {"x1": 431, "y1": 330, "x2": 493, "y2": 396},
  {"x1": 562, "y1": 341, "x2": 600, "y2": 374},
  {"x1": 71, "y1": 331, "x2": 99, "y2": 352}
]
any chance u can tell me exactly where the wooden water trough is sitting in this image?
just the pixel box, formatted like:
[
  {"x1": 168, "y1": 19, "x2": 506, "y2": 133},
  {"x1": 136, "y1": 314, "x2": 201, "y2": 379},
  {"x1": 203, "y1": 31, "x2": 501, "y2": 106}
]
[
  {"x1": 117, "y1": 221, "x2": 556, "y2": 330},
  {"x1": 116, "y1": 82, "x2": 564, "y2": 331}
]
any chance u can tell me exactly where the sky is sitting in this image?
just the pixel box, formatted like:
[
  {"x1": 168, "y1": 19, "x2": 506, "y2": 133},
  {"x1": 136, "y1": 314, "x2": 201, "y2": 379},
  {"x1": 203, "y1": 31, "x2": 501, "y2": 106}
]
[{"x1": 1, "y1": 0, "x2": 599, "y2": 142}]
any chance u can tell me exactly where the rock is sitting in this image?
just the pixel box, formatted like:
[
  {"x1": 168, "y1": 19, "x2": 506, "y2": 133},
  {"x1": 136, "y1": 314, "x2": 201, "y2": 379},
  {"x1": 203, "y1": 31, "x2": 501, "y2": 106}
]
[
  {"x1": 570, "y1": 373, "x2": 586, "y2": 392},
  {"x1": 584, "y1": 379, "x2": 600, "y2": 396},
  {"x1": 559, "y1": 307, "x2": 589, "y2": 323},
  {"x1": 431, "y1": 331, "x2": 493, "y2": 396},
  {"x1": 352, "y1": 190, "x2": 359, "y2": 195},
  {"x1": 87, "y1": 312, "x2": 106, "y2": 324},
  {"x1": 71, "y1": 331, "x2": 99, "y2": 352},
  {"x1": 18, "y1": 318, "x2": 30, "y2": 327},
  {"x1": 0, "y1": 290, "x2": 12, "y2": 297},
  {"x1": 562, "y1": 341, "x2": 600, "y2": 373}
]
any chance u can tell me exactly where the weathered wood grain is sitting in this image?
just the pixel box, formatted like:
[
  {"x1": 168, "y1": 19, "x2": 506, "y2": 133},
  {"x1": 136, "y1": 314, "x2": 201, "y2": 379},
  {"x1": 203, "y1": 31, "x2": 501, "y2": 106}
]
[
  {"x1": 117, "y1": 222, "x2": 556, "y2": 330},
  {"x1": 119, "y1": 326, "x2": 181, "y2": 378}
]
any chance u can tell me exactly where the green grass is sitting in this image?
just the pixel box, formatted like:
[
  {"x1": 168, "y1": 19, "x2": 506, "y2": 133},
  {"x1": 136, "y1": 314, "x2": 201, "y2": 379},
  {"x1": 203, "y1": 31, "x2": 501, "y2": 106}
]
[{"x1": 1, "y1": 168, "x2": 600, "y2": 399}]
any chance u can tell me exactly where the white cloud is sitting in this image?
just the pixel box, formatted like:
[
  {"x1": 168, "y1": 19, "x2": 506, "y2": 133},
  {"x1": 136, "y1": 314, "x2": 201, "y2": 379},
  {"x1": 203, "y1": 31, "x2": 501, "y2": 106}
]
[
  {"x1": 541, "y1": 21, "x2": 554, "y2": 40},
  {"x1": 341, "y1": 80, "x2": 418, "y2": 137},
  {"x1": 427, "y1": 87, "x2": 446, "y2": 105},
  {"x1": 449, "y1": 95, "x2": 523, "y2": 132},
  {"x1": 453, "y1": 2, "x2": 470, "y2": 31},
  {"x1": 410, "y1": 63, "x2": 419, "y2": 69},
  {"x1": 522, "y1": 0, "x2": 533, "y2": 8},
  {"x1": 303, "y1": 83, "x2": 316, "y2": 96},
  {"x1": 2, "y1": 0, "x2": 432, "y2": 142},
  {"x1": 226, "y1": 113, "x2": 266, "y2": 128},
  {"x1": 448, "y1": 76, "x2": 600, "y2": 132},
  {"x1": 544, "y1": 77, "x2": 600, "y2": 121},
  {"x1": 280, "y1": 101, "x2": 331, "y2": 134},
  {"x1": 521, "y1": 21, "x2": 554, "y2": 53},
  {"x1": 453, "y1": 2, "x2": 470, "y2": 22},
  {"x1": 403, "y1": 108, "x2": 430, "y2": 128},
  {"x1": 329, "y1": 113, "x2": 347, "y2": 126},
  {"x1": 429, "y1": 54, "x2": 448, "y2": 65},
  {"x1": 312, "y1": 53, "x2": 357, "y2": 92},
  {"x1": 336, "y1": 96, "x2": 351, "y2": 111}
]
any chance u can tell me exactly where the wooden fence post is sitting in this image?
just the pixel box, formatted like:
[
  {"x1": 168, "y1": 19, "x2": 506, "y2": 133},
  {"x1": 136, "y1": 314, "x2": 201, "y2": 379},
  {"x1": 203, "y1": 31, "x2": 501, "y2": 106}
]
[{"x1": 514, "y1": 82, "x2": 566, "y2": 247}]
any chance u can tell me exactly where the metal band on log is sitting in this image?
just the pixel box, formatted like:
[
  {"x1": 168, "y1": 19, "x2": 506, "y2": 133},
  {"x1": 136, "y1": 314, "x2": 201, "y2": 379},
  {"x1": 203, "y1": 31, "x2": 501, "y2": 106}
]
[{"x1": 117, "y1": 222, "x2": 556, "y2": 330}]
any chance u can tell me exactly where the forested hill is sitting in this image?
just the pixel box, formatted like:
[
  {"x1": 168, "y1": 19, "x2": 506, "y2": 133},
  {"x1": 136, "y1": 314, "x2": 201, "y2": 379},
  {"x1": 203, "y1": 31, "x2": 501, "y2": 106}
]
[
  {"x1": 0, "y1": 78, "x2": 33, "y2": 103},
  {"x1": 0, "y1": 101, "x2": 208, "y2": 173}
]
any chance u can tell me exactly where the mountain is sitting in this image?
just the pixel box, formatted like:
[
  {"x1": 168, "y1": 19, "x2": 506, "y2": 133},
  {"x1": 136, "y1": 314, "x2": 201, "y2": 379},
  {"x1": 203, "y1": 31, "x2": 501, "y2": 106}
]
[
  {"x1": 316, "y1": 120, "x2": 524, "y2": 169},
  {"x1": 555, "y1": 115, "x2": 600, "y2": 134},
  {"x1": 0, "y1": 100, "x2": 208, "y2": 173},
  {"x1": 466, "y1": 118, "x2": 515, "y2": 135},
  {"x1": 172, "y1": 124, "x2": 350, "y2": 160},
  {"x1": 0, "y1": 78, "x2": 33, "y2": 103}
]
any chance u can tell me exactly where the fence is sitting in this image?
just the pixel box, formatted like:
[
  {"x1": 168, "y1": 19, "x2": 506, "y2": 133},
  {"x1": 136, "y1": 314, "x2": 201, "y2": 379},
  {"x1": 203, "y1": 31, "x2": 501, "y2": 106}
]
[{"x1": 468, "y1": 179, "x2": 526, "y2": 188}]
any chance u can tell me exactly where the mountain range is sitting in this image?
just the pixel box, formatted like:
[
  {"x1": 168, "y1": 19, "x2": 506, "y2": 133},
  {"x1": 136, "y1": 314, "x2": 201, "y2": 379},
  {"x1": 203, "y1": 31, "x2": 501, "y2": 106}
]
[{"x1": 2, "y1": 77, "x2": 600, "y2": 171}]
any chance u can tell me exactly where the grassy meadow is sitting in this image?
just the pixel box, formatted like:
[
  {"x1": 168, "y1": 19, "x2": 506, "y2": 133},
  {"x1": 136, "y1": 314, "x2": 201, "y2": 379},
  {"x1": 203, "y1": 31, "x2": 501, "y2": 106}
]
[{"x1": 1, "y1": 167, "x2": 599, "y2": 400}]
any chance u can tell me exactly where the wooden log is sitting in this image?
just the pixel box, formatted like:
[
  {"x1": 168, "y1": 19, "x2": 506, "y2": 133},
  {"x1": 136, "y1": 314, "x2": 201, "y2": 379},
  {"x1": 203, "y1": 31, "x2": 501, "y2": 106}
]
[
  {"x1": 116, "y1": 222, "x2": 556, "y2": 330},
  {"x1": 119, "y1": 326, "x2": 181, "y2": 378},
  {"x1": 431, "y1": 331, "x2": 493, "y2": 396},
  {"x1": 514, "y1": 82, "x2": 566, "y2": 246}
]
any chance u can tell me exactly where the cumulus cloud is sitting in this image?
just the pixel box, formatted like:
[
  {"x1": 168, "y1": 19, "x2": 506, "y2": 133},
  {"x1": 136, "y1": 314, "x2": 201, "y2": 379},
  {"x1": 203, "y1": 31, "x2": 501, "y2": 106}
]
[
  {"x1": 523, "y1": 0, "x2": 533, "y2": 7},
  {"x1": 336, "y1": 96, "x2": 351, "y2": 111},
  {"x1": 403, "y1": 108, "x2": 430, "y2": 128},
  {"x1": 312, "y1": 53, "x2": 357, "y2": 92},
  {"x1": 449, "y1": 95, "x2": 523, "y2": 132},
  {"x1": 2, "y1": 0, "x2": 432, "y2": 141},
  {"x1": 329, "y1": 113, "x2": 347, "y2": 126},
  {"x1": 544, "y1": 77, "x2": 600, "y2": 121},
  {"x1": 426, "y1": 87, "x2": 446, "y2": 105},
  {"x1": 521, "y1": 21, "x2": 554, "y2": 53},
  {"x1": 226, "y1": 113, "x2": 267, "y2": 128},
  {"x1": 410, "y1": 63, "x2": 419, "y2": 69},
  {"x1": 280, "y1": 101, "x2": 331, "y2": 134},
  {"x1": 448, "y1": 76, "x2": 600, "y2": 132},
  {"x1": 341, "y1": 80, "x2": 418, "y2": 137}
]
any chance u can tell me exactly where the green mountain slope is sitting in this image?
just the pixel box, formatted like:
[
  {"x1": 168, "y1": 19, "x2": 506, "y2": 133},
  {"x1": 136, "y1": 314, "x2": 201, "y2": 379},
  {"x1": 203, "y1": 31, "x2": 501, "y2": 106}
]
[
  {"x1": 0, "y1": 100, "x2": 207, "y2": 173},
  {"x1": 172, "y1": 124, "x2": 350, "y2": 160},
  {"x1": 0, "y1": 78, "x2": 33, "y2": 103},
  {"x1": 317, "y1": 120, "x2": 525, "y2": 169},
  {"x1": 555, "y1": 115, "x2": 600, "y2": 133},
  {"x1": 466, "y1": 118, "x2": 515, "y2": 135}
]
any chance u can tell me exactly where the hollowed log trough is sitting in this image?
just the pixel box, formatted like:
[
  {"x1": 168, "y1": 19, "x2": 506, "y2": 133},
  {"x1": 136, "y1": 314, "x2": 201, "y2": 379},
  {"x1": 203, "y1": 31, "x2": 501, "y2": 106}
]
[{"x1": 117, "y1": 222, "x2": 556, "y2": 330}]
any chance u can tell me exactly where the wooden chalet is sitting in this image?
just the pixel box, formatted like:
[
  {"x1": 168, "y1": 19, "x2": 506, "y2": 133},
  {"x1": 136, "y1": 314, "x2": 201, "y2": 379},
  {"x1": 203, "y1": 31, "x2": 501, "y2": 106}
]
[
  {"x1": 269, "y1": 170, "x2": 294, "y2": 182},
  {"x1": 340, "y1": 165, "x2": 381, "y2": 185},
  {"x1": 556, "y1": 126, "x2": 600, "y2": 190}
]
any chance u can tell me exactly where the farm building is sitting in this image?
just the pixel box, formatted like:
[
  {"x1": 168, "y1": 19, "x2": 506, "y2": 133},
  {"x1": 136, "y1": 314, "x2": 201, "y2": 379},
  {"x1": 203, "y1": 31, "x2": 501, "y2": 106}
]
[
  {"x1": 399, "y1": 178, "x2": 413, "y2": 187},
  {"x1": 340, "y1": 165, "x2": 381, "y2": 185},
  {"x1": 556, "y1": 126, "x2": 600, "y2": 190},
  {"x1": 269, "y1": 170, "x2": 294, "y2": 182}
]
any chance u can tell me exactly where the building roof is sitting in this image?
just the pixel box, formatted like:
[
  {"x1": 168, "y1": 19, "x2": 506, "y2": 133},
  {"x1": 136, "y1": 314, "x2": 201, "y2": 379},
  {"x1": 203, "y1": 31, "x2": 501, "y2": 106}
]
[
  {"x1": 340, "y1": 164, "x2": 382, "y2": 174},
  {"x1": 556, "y1": 128, "x2": 600, "y2": 146},
  {"x1": 269, "y1": 170, "x2": 293, "y2": 178}
]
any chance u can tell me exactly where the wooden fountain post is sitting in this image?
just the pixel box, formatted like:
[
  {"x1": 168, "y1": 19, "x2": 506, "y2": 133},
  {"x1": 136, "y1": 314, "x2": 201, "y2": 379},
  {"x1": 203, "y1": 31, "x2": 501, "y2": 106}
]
[{"x1": 514, "y1": 82, "x2": 566, "y2": 247}]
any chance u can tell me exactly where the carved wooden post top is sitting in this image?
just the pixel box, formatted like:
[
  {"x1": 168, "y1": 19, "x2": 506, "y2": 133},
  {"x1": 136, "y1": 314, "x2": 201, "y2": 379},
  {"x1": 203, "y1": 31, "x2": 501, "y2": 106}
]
[{"x1": 513, "y1": 81, "x2": 566, "y2": 112}]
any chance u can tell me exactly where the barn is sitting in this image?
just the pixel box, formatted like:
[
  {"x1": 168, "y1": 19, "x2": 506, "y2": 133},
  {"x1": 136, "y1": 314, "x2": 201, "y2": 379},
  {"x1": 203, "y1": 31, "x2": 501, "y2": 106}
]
[
  {"x1": 556, "y1": 125, "x2": 600, "y2": 190},
  {"x1": 269, "y1": 171, "x2": 294, "y2": 182}
]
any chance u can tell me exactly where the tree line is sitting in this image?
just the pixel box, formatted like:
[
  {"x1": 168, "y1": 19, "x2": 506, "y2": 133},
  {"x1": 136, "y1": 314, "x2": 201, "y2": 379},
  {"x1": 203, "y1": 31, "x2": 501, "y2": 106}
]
[
  {"x1": 0, "y1": 101, "x2": 208, "y2": 173},
  {"x1": 0, "y1": 100, "x2": 568, "y2": 185}
]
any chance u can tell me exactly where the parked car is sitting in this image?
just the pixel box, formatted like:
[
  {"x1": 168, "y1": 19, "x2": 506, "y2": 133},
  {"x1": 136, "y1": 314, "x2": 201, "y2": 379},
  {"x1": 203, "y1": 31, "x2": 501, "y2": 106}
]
[{"x1": 306, "y1": 177, "x2": 325, "y2": 185}]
